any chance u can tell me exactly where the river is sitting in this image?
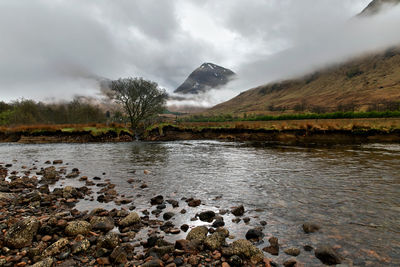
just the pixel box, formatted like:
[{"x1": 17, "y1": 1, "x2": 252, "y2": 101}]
[{"x1": 0, "y1": 141, "x2": 399, "y2": 266}]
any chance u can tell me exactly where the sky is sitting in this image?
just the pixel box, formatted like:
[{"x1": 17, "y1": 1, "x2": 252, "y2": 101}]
[{"x1": 1, "y1": 0, "x2": 399, "y2": 105}]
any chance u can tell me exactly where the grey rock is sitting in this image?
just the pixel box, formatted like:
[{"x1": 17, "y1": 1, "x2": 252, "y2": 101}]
[
  {"x1": 186, "y1": 226, "x2": 208, "y2": 243},
  {"x1": 119, "y1": 212, "x2": 140, "y2": 227},
  {"x1": 5, "y1": 217, "x2": 39, "y2": 248},
  {"x1": 231, "y1": 205, "x2": 245, "y2": 216},
  {"x1": 65, "y1": 221, "x2": 91, "y2": 236},
  {"x1": 315, "y1": 245, "x2": 342, "y2": 265},
  {"x1": 204, "y1": 232, "x2": 226, "y2": 251},
  {"x1": 90, "y1": 216, "x2": 115, "y2": 232},
  {"x1": 199, "y1": 210, "x2": 215, "y2": 222}
]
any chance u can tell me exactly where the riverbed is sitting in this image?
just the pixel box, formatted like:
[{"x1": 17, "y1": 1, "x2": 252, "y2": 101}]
[{"x1": 0, "y1": 141, "x2": 399, "y2": 266}]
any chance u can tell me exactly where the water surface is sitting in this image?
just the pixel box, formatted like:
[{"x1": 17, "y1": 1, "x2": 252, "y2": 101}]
[{"x1": 0, "y1": 141, "x2": 399, "y2": 266}]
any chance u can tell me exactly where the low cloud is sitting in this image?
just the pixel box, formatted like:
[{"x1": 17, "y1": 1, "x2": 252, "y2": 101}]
[{"x1": 1, "y1": 0, "x2": 399, "y2": 108}]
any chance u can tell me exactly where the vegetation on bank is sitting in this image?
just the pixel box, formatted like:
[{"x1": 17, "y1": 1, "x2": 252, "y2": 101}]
[
  {"x1": 0, "y1": 98, "x2": 110, "y2": 126},
  {"x1": 180, "y1": 110, "x2": 400, "y2": 123},
  {"x1": 149, "y1": 117, "x2": 400, "y2": 135},
  {"x1": 0, "y1": 123, "x2": 131, "y2": 136}
]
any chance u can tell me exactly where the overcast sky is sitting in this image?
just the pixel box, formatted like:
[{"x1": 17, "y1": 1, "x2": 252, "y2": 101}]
[{"x1": 1, "y1": 0, "x2": 399, "y2": 104}]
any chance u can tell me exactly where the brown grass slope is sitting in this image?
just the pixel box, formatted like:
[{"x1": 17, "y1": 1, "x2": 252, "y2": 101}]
[{"x1": 208, "y1": 47, "x2": 400, "y2": 115}]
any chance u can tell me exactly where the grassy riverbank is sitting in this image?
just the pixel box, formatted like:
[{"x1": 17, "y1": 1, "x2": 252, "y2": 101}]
[
  {"x1": 0, "y1": 123, "x2": 133, "y2": 143},
  {"x1": 145, "y1": 118, "x2": 400, "y2": 143}
]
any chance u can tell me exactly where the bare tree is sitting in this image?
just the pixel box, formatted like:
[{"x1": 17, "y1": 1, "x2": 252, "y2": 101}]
[{"x1": 110, "y1": 77, "x2": 167, "y2": 132}]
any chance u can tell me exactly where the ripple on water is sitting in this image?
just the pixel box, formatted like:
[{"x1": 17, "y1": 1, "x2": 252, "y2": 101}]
[{"x1": 0, "y1": 141, "x2": 399, "y2": 265}]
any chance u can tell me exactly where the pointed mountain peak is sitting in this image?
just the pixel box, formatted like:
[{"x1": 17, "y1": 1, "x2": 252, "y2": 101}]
[
  {"x1": 174, "y1": 63, "x2": 236, "y2": 94},
  {"x1": 359, "y1": 0, "x2": 400, "y2": 16}
]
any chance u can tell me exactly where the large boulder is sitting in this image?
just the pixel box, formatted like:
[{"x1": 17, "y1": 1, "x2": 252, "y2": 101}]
[
  {"x1": 43, "y1": 238, "x2": 69, "y2": 257},
  {"x1": 222, "y1": 239, "x2": 264, "y2": 264},
  {"x1": 186, "y1": 226, "x2": 208, "y2": 243},
  {"x1": 65, "y1": 221, "x2": 91, "y2": 236},
  {"x1": 5, "y1": 217, "x2": 39, "y2": 248},
  {"x1": 204, "y1": 232, "x2": 226, "y2": 251},
  {"x1": 315, "y1": 245, "x2": 342, "y2": 265},
  {"x1": 90, "y1": 216, "x2": 115, "y2": 232},
  {"x1": 245, "y1": 228, "x2": 264, "y2": 240},
  {"x1": 97, "y1": 232, "x2": 120, "y2": 249},
  {"x1": 119, "y1": 212, "x2": 140, "y2": 227},
  {"x1": 43, "y1": 166, "x2": 57, "y2": 180},
  {"x1": 199, "y1": 210, "x2": 216, "y2": 222}
]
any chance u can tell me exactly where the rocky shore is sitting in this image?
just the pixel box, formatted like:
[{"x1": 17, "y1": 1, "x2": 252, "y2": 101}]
[{"x1": 0, "y1": 161, "x2": 346, "y2": 266}]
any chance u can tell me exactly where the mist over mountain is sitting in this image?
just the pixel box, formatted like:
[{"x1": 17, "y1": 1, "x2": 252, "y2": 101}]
[
  {"x1": 359, "y1": 0, "x2": 400, "y2": 16},
  {"x1": 174, "y1": 63, "x2": 236, "y2": 94}
]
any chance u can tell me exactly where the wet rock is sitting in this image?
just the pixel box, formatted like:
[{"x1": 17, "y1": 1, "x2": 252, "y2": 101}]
[
  {"x1": 212, "y1": 216, "x2": 225, "y2": 228},
  {"x1": 150, "y1": 195, "x2": 164, "y2": 205},
  {"x1": 43, "y1": 238, "x2": 69, "y2": 256},
  {"x1": 97, "y1": 232, "x2": 120, "y2": 249},
  {"x1": 263, "y1": 237, "x2": 279, "y2": 256},
  {"x1": 232, "y1": 218, "x2": 241, "y2": 223},
  {"x1": 199, "y1": 210, "x2": 216, "y2": 222},
  {"x1": 43, "y1": 166, "x2": 57, "y2": 180},
  {"x1": 72, "y1": 239, "x2": 90, "y2": 254},
  {"x1": 169, "y1": 228, "x2": 180, "y2": 234},
  {"x1": 166, "y1": 199, "x2": 179, "y2": 207},
  {"x1": 90, "y1": 216, "x2": 115, "y2": 232},
  {"x1": 245, "y1": 228, "x2": 264, "y2": 240},
  {"x1": 229, "y1": 255, "x2": 243, "y2": 266},
  {"x1": 5, "y1": 217, "x2": 39, "y2": 248},
  {"x1": 65, "y1": 221, "x2": 91, "y2": 236},
  {"x1": 204, "y1": 232, "x2": 226, "y2": 251},
  {"x1": 148, "y1": 245, "x2": 174, "y2": 258},
  {"x1": 53, "y1": 160, "x2": 63, "y2": 164},
  {"x1": 119, "y1": 212, "x2": 140, "y2": 227},
  {"x1": 62, "y1": 186, "x2": 79, "y2": 198},
  {"x1": 163, "y1": 212, "x2": 175, "y2": 221},
  {"x1": 302, "y1": 222, "x2": 320, "y2": 233},
  {"x1": 222, "y1": 239, "x2": 264, "y2": 264},
  {"x1": 231, "y1": 205, "x2": 245, "y2": 216},
  {"x1": 243, "y1": 217, "x2": 251, "y2": 223},
  {"x1": 110, "y1": 245, "x2": 131, "y2": 264},
  {"x1": 156, "y1": 204, "x2": 166, "y2": 210},
  {"x1": 260, "y1": 220, "x2": 267, "y2": 226},
  {"x1": 180, "y1": 224, "x2": 189, "y2": 232},
  {"x1": 304, "y1": 245, "x2": 314, "y2": 251},
  {"x1": 187, "y1": 199, "x2": 201, "y2": 207},
  {"x1": 315, "y1": 245, "x2": 342, "y2": 265},
  {"x1": 96, "y1": 257, "x2": 110, "y2": 265},
  {"x1": 66, "y1": 171, "x2": 79, "y2": 178},
  {"x1": 141, "y1": 259, "x2": 163, "y2": 267},
  {"x1": 283, "y1": 259, "x2": 298, "y2": 267},
  {"x1": 186, "y1": 226, "x2": 208, "y2": 243},
  {"x1": 284, "y1": 247, "x2": 300, "y2": 256},
  {"x1": 31, "y1": 257, "x2": 54, "y2": 267}
]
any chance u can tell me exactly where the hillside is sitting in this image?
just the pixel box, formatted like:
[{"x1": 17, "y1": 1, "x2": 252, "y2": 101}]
[
  {"x1": 174, "y1": 63, "x2": 236, "y2": 94},
  {"x1": 359, "y1": 0, "x2": 400, "y2": 16},
  {"x1": 207, "y1": 47, "x2": 400, "y2": 115}
]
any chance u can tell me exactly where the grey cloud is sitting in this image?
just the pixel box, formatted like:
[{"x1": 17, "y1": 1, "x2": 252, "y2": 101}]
[{"x1": 0, "y1": 0, "x2": 397, "y2": 105}]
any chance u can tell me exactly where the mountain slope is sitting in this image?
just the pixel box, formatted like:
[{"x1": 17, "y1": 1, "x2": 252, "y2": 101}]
[
  {"x1": 359, "y1": 0, "x2": 400, "y2": 16},
  {"x1": 207, "y1": 47, "x2": 400, "y2": 115},
  {"x1": 174, "y1": 63, "x2": 236, "y2": 94}
]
